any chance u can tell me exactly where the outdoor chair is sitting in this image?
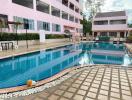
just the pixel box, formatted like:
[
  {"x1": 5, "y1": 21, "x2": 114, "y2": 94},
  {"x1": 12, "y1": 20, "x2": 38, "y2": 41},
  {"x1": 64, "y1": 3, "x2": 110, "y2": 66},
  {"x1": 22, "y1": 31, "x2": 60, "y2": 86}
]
[
  {"x1": 13, "y1": 41, "x2": 19, "y2": 49},
  {"x1": 14, "y1": 45, "x2": 18, "y2": 49}
]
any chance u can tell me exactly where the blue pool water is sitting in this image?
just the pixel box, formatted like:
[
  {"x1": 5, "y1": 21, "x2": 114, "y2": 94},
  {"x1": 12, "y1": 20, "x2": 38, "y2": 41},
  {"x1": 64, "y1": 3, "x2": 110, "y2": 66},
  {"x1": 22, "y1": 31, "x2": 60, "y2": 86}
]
[{"x1": 0, "y1": 42, "x2": 131, "y2": 88}]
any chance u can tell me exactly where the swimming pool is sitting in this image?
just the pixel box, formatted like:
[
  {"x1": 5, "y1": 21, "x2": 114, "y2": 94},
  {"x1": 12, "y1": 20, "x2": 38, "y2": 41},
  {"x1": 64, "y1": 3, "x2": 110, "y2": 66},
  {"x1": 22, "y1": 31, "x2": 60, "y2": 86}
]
[{"x1": 0, "y1": 42, "x2": 131, "y2": 89}]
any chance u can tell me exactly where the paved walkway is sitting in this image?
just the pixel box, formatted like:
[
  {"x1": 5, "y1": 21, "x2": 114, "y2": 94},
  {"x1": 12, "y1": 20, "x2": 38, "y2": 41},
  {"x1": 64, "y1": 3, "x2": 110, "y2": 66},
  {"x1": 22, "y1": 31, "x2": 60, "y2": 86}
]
[
  {"x1": 0, "y1": 41, "x2": 72, "y2": 58},
  {"x1": 8, "y1": 65, "x2": 132, "y2": 100}
]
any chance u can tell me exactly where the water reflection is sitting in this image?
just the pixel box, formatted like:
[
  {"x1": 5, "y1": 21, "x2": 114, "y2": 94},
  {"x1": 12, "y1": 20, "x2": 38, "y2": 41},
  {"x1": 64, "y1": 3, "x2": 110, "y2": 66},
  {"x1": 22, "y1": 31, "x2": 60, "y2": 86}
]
[{"x1": 0, "y1": 42, "x2": 131, "y2": 88}]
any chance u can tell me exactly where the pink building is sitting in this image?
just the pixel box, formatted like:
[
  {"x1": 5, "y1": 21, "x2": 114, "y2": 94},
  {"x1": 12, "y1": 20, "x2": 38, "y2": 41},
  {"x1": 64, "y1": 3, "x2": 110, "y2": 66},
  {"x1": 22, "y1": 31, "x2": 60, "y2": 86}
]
[
  {"x1": 92, "y1": 11, "x2": 129, "y2": 38},
  {"x1": 0, "y1": 0, "x2": 83, "y2": 34}
]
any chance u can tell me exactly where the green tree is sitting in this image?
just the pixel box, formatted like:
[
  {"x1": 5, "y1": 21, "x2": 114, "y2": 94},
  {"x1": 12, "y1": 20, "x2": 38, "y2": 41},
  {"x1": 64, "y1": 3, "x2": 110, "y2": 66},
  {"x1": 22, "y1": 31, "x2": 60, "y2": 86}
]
[
  {"x1": 128, "y1": 24, "x2": 132, "y2": 28},
  {"x1": 81, "y1": 17, "x2": 92, "y2": 36}
]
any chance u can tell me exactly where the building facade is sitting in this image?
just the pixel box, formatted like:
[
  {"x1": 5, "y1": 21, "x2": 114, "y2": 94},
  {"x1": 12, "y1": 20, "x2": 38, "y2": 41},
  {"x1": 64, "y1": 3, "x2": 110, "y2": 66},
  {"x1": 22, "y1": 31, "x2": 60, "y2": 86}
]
[
  {"x1": 0, "y1": 0, "x2": 83, "y2": 34},
  {"x1": 92, "y1": 11, "x2": 128, "y2": 38}
]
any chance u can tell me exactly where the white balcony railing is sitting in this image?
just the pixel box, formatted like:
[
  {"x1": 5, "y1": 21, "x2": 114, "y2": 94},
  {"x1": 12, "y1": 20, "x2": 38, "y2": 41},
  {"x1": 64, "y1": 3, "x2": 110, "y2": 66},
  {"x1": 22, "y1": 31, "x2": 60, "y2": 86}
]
[{"x1": 92, "y1": 24, "x2": 128, "y2": 31}]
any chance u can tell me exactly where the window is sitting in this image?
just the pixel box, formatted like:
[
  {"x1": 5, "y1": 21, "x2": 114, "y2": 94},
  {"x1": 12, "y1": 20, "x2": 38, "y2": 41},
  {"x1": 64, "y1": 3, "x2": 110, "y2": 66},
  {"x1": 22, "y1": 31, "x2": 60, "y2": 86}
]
[
  {"x1": 62, "y1": 11, "x2": 68, "y2": 20},
  {"x1": 76, "y1": 28, "x2": 79, "y2": 33},
  {"x1": 69, "y1": 15, "x2": 74, "y2": 22},
  {"x1": 24, "y1": 19, "x2": 34, "y2": 30},
  {"x1": 110, "y1": 20, "x2": 126, "y2": 25},
  {"x1": 62, "y1": 0, "x2": 68, "y2": 7},
  {"x1": 69, "y1": 2, "x2": 74, "y2": 10},
  {"x1": 13, "y1": 16, "x2": 34, "y2": 30},
  {"x1": 36, "y1": 0, "x2": 49, "y2": 14},
  {"x1": 12, "y1": 0, "x2": 33, "y2": 9},
  {"x1": 0, "y1": 14, "x2": 8, "y2": 28},
  {"x1": 76, "y1": 0, "x2": 79, "y2": 2},
  {"x1": 100, "y1": 32, "x2": 108, "y2": 36},
  {"x1": 94, "y1": 20, "x2": 108, "y2": 25},
  {"x1": 77, "y1": 28, "x2": 83, "y2": 33},
  {"x1": 75, "y1": 18, "x2": 79, "y2": 23},
  {"x1": 75, "y1": 7, "x2": 79, "y2": 13},
  {"x1": 80, "y1": 11, "x2": 83, "y2": 15},
  {"x1": 109, "y1": 32, "x2": 117, "y2": 37},
  {"x1": 51, "y1": 6, "x2": 60, "y2": 17},
  {"x1": 52, "y1": 24, "x2": 61, "y2": 32},
  {"x1": 37, "y1": 21, "x2": 50, "y2": 31}
]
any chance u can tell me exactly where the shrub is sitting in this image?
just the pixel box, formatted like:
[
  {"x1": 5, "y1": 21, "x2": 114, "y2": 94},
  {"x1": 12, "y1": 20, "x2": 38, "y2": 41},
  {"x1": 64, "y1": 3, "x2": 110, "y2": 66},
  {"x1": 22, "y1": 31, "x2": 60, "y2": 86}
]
[
  {"x1": 0, "y1": 33, "x2": 39, "y2": 41},
  {"x1": 0, "y1": 33, "x2": 68, "y2": 41},
  {"x1": 45, "y1": 34, "x2": 67, "y2": 39},
  {"x1": 126, "y1": 33, "x2": 132, "y2": 43},
  {"x1": 98, "y1": 36, "x2": 110, "y2": 41}
]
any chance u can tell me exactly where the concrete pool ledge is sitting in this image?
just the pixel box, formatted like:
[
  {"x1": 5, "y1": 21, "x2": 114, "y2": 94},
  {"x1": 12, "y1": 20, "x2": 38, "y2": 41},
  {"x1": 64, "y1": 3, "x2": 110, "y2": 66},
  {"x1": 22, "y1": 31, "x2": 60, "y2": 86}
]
[
  {"x1": 0, "y1": 42, "x2": 74, "y2": 60},
  {"x1": 0, "y1": 41, "x2": 90, "y2": 60}
]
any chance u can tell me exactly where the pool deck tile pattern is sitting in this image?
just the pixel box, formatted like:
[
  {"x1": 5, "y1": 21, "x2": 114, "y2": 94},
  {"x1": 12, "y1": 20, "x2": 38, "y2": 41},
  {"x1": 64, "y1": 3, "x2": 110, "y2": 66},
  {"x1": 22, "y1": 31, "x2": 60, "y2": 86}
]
[{"x1": 7, "y1": 65, "x2": 132, "y2": 100}]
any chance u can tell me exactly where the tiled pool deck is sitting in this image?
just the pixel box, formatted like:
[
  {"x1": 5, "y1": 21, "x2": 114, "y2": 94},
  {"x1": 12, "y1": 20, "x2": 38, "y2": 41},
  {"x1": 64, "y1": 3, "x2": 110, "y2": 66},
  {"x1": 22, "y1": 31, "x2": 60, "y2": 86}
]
[{"x1": 7, "y1": 65, "x2": 132, "y2": 100}]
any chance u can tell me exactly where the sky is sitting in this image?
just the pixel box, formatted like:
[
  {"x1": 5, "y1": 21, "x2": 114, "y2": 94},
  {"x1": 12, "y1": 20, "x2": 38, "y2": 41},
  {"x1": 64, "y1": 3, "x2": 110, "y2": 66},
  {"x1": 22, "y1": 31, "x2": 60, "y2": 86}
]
[{"x1": 83, "y1": 0, "x2": 132, "y2": 23}]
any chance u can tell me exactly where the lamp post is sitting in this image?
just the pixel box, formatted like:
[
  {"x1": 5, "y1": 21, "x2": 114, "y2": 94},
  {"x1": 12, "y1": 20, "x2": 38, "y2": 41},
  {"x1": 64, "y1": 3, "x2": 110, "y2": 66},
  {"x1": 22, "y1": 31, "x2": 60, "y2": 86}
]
[
  {"x1": 25, "y1": 23, "x2": 29, "y2": 48},
  {"x1": 26, "y1": 28, "x2": 28, "y2": 48},
  {"x1": 16, "y1": 24, "x2": 18, "y2": 45}
]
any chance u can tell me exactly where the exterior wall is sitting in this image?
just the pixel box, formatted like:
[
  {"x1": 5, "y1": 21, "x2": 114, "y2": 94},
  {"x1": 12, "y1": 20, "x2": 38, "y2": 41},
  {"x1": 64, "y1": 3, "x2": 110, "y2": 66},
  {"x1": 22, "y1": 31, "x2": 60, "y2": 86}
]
[
  {"x1": 92, "y1": 25, "x2": 128, "y2": 31},
  {"x1": 0, "y1": 0, "x2": 83, "y2": 34},
  {"x1": 92, "y1": 16, "x2": 128, "y2": 32}
]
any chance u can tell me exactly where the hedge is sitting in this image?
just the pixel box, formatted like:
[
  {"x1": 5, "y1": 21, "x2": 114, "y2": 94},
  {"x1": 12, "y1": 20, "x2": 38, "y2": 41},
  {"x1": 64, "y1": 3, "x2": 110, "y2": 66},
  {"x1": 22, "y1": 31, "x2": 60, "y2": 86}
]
[
  {"x1": 0, "y1": 33, "x2": 68, "y2": 41},
  {"x1": 46, "y1": 34, "x2": 68, "y2": 39},
  {"x1": 98, "y1": 36, "x2": 110, "y2": 41},
  {"x1": 0, "y1": 33, "x2": 39, "y2": 41},
  {"x1": 126, "y1": 33, "x2": 132, "y2": 43}
]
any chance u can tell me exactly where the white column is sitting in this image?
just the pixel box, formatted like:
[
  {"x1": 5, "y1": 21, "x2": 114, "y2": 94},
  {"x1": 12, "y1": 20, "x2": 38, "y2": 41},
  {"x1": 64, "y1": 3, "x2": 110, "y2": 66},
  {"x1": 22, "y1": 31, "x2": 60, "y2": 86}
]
[
  {"x1": 117, "y1": 32, "x2": 120, "y2": 38},
  {"x1": 33, "y1": 0, "x2": 38, "y2": 32},
  {"x1": 33, "y1": 0, "x2": 36, "y2": 10},
  {"x1": 49, "y1": 5, "x2": 52, "y2": 15},
  {"x1": 92, "y1": 32, "x2": 94, "y2": 37},
  {"x1": 107, "y1": 32, "x2": 109, "y2": 37},
  {"x1": 108, "y1": 20, "x2": 110, "y2": 25},
  {"x1": 97, "y1": 32, "x2": 100, "y2": 36},
  {"x1": 128, "y1": 31, "x2": 130, "y2": 37},
  {"x1": 8, "y1": 0, "x2": 14, "y2": 32},
  {"x1": 124, "y1": 31, "x2": 127, "y2": 38}
]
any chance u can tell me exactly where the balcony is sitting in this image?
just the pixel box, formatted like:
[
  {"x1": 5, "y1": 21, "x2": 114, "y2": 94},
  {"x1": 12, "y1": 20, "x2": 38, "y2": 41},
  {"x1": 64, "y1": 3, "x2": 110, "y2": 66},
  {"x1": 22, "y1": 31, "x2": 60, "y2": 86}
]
[
  {"x1": 69, "y1": 2, "x2": 74, "y2": 10},
  {"x1": 75, "y1": 7, "x2": 79, "y2": 13},
  {"x1": 62, "y1": 11, "x2": 68, "y2": 20},
  {"x1": 69, "y1": 15, "x2": 74, "y2": 22},
  {"x1": 62, "y1": 0, "x2": 68, "y2": 7},
  {"x1": 110, "y1": 19, "x2": 126, "y2": 25},
  {"x1": 94, "y1": 20, "x2": 108, "y2": 25},
  {"x1": 92, "y1": 24, "x2": 128, "y2": 31},
  {"x1": 12, "y1": 0, "x2": 33, "y2": 9},
  {"x1": 75, "y1": 18, "x2": 79, "y2": 23},
  {"x1": 76, "y1": 0, "x2": 79, "y2": 2},
  {"x1": 36, "y1": 0, "x2": 50, "y2": 14},
  {"x1": 51, "y1": 6, "x2": 60, "y2": 17}
]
